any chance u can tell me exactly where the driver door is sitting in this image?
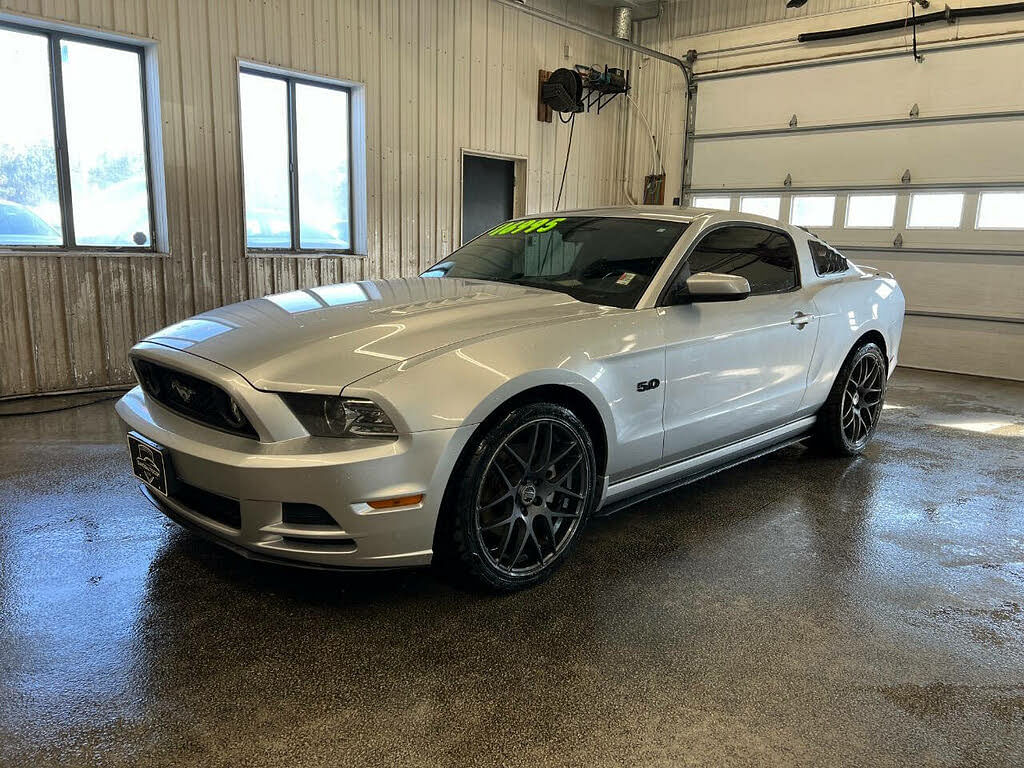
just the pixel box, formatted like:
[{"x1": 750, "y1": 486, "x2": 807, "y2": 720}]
[{"x1": 660, "y1": 224, "x2": 820, "y2": 464}]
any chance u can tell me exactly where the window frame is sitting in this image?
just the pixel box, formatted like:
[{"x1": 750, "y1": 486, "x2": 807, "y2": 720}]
[
  {"x1": 0, "y1": 19, "x2": 157, "y2": 253},
  {"x1": 974, "y1": 190, "x2": 1024, "y2": 231},
  {"x1": 691, "y1": 195, "x2": 732, "y2": 212},
  {"x1": 844, "y1": 193, "x2": 897, "y2": 229},
  {"x1": 906, "y1": 191, "x2": 965, "y2": 230},
  {"x1": 238, "y1": 65, "x2": 355, "y2": 255},
  {"x1": 738, "y1": 195, "x2": 783, "y2": 220},
  {"x1": 658, "y1": 222, "x2": 802, "y2": 306},
  {"x1": 789, "y1": 194, "x2": 836, "y2": 228}
]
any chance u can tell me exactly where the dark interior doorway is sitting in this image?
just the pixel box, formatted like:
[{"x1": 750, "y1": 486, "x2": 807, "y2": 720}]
[{"x1": 462, "y1": 154, "x2": 515, "y2": 243}]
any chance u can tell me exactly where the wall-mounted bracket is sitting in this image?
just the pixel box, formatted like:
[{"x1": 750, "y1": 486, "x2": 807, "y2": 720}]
[
  {"x1": 901, "y1": 169, "x2": 912, "y2": 184},
  {"x1": 789, "y1": 114, "x2": 799, "y2": 128},
  {"x1": 784, "y1": 173, "x2": 793, "y2": 187},
  {"x1": 893, "y1": 233, "x2": 904, "y2": 248},
  {"x1": 909, "y1": 103, "x2": 920, "y2": 118}
]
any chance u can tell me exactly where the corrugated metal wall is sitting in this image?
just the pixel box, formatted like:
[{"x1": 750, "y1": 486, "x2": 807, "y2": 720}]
[
  {"x1": 659, "y1": 0, "x2": 898, "y2": 38},
  {"x1": 0, "y1": 0, "x2": 630, "y2": 398}
]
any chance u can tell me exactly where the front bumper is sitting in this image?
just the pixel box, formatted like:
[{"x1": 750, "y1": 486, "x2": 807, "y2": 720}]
[{"x1": 116, "y1": 384, "x2": 473, "y2": 569}]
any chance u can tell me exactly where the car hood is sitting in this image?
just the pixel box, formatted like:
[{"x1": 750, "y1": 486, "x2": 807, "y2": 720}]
[{"x1": 142, "y1": 278, "x2": 607, "y2": 393}]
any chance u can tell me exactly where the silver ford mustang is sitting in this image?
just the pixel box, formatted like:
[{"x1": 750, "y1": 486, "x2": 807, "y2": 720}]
[{"x1": 117, "y1": 206, "x2": 905, "y2": 590}]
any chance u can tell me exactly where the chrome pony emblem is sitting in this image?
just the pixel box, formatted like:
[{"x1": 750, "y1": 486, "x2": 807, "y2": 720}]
[{"x1": 170, "y1": 379, "x2": 194, "y2": 403}]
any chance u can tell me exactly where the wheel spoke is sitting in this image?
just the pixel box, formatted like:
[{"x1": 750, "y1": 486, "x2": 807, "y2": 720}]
[
  {"x1": 525, "y1": 423, "x2": 541, "y2": 471},
  {"x1": 495, "y1": 518, "x2": 518, "y2": 563},
  {"x1": 510, "y1": 522, "x2": 531, "y2": 567},
  {"x1": 551, "y1": 484, "x2": 584, "y2": 500},
  {"x1": 478, "y1": 489, "x2": 514, "y2": 512},
  {"x1": 502, "y1": 443, "x2": 528, "y2": 471},
  {"x1": 480, "y1": 512, "x2": 516, "y2": 531},
  {"x1": 493, "y1": 462, "x2": 515, "y2": 491},
  {"x1": 541, "y1": 513, "x2": 559, "y2": 549},
  {"x1": 527, "y1": 522, "x2": 546, "y2": 562},
  {"x1": 548, "y1": 441, "x2": 578, "y2": 469},
  {"x1": 548, "y1": 510, "x2": 581, "y2": 519},
  {"x1": 860, "y1": 359, "x2": 873, "y2": 386},
  {"x1": 551, "y1": 454, "x2": 582, "y2": 486}
]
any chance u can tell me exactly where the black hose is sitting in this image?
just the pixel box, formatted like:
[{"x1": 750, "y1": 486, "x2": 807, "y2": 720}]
[
  {"x1": 798, "y1": 2, "x2": 1024, "y2": 43},
  {"x1": 0, "y1": 393, "x2": 124, "y2": 417}
]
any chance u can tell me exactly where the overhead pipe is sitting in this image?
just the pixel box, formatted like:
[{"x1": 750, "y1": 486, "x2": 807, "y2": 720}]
[
  {"x1": 491, "y1": 0, "x2": 691, "y2": 85},
  {"x1": 492, "y1": 0, "x2": 696, "y2": 203},
  {"x1": 612, "y1": 6, "x2": 633, "y2": 41},
  {"x1": 798, "y1": 2, "x2": 1024, "y2": 43}
]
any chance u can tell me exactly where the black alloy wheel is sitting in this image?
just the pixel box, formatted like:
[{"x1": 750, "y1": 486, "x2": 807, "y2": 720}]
[{"x1": 444, "y1": 403, "x2": 598, "y2": 591}]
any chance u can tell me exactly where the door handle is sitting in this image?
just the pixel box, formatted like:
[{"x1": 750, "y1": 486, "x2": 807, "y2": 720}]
[{"x1": 790, "y1": 311, "x2": 814, "y2": 328}]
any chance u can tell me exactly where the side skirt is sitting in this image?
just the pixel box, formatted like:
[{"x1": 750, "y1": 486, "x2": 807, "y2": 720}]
[{"x1": 595, "y1": 417, "x2": 816, "y2": 518}]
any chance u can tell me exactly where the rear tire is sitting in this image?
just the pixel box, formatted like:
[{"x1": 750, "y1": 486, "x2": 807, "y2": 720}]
[
  {"x1": 442, "y1": 403, "x2": 598, "y2": 592},
  {"x1": 812, "y1": 341, "x2": 887, "y2": 456}
]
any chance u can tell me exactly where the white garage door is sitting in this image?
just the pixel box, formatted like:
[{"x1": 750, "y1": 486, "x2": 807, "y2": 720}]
[{"x1": 687, "y1": 39, "x2": 1024, "y2": 381}]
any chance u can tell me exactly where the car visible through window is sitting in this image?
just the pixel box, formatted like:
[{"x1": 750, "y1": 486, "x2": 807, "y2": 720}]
[
  {"x1": 422, "y1": 216, "x2": 689, "y2": 309},
  {"x1": 682, "y1": 225, "x2": 799, "y2": 295}
]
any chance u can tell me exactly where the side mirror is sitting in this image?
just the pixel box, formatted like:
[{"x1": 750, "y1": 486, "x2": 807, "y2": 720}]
[{"x1": 682, "y1": 272, "x2": 750, "y2": 302}]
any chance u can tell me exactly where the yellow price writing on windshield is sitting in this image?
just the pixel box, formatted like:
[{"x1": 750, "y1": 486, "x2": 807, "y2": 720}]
[{"x1": 487, "y1": 217, "x2": 566, "y2": 236}]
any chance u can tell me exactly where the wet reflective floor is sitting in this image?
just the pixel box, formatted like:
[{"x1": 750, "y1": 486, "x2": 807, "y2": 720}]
[{"x1": 1, "y1": 369, "x2": 1022, "y2": 768}]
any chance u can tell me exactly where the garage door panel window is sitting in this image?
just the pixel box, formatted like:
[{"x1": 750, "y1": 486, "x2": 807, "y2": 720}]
[
  {"x1": 790, "y1": 195, "x2": 835, "y2": 228},
  {"x1": 976, "y1": 191, "x2": 1024, "y2": 230},
  {"x1": 685, "y1": 226, "x2": 798, "y2": 295},
  {"x1": 739, "y1": 195, "x2": 781, "y2": 220},
  {"x1": 907, "y1": 193, "x2": 964, "y2": 229},
  {"x1": 692, "y1": 195, "x2": 731, "y2": 211},
  {"x1": 0, "y1": 23, "x2": 154, "y2": 250},
  {"x1": 845, "y1": 194, "x2": 896, "y2": 229},
  {"x1": 240, "y1": 67, "x2": 352, "y2": 253}
]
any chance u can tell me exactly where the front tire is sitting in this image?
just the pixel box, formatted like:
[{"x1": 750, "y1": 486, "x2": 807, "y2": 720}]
[
  {"x1": 813, "y1": 341, "x2": 888, "y2": 456},
  {"x1": 444, "y1": 403, "x2": 598, "y2": 591}
]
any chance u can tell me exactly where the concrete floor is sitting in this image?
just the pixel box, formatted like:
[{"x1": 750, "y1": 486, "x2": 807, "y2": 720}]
[{"x1": 0, "y1": 369, "x2": 1022, "y2": 768}]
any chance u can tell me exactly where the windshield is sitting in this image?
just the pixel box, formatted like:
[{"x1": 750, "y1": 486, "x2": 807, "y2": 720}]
[{"x1": 421, "y1": 216, "x2": 689, "y2": 308}]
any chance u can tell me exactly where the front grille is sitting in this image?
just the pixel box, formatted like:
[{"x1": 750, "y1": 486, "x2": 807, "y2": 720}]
[
  {"x1": 133, "y1": 358, "x2": 258, "y2": 439},
  {"x1": 171, "y1": 480, "x2": 242, "y2": 529}
]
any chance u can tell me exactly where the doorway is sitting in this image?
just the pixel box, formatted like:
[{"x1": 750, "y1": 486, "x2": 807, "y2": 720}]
[{"x1": 461, "y1": 152, "x2": 519, "y2": 243}]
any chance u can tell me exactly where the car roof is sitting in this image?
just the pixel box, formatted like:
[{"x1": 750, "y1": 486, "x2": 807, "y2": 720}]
[{"x1": 529, "y1": 204, "x2": 797, "y2": 232}]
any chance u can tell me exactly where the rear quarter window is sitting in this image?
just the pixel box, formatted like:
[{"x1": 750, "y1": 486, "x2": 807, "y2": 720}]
[{"x1": 809, "y1": 241, "x2": 849, "y2": 276}]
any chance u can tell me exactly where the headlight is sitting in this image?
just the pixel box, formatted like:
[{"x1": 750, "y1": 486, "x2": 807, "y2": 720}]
[{"x1": 281, "y1": 394, "x2": 398, "y2": 438}]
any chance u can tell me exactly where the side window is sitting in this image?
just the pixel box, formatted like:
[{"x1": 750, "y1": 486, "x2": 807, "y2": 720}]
[
  {"x1": 809, "y1": 241, "x2": 849, "y2": 276},
  {"x1": 684, "y1": 226, "x2": 799, "y2": 295}
]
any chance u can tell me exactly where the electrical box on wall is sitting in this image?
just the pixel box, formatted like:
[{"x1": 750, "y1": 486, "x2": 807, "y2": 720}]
[
  {"x1": 537, "y1": 69, "x2": 553, "y2": 123},
  {"x1": 643, "y1": 174, "x2": 666, "y2": 205}
]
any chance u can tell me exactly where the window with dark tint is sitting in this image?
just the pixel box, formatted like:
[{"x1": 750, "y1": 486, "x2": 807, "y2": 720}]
[
  {"x1": 682, "y1": 226, "x2": 798, "y2": 295},
  {"x1": 808, "y1": 241, "x2": 849, "y2": 276},
  {"x1": 422, "y1": 216, "x2": 688, "y2": 309}
]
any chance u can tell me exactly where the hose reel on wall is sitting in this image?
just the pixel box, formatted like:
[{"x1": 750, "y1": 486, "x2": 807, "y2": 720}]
[
  {"x1": 540, "y1": 64, "x2": 666, "y2": 204},
  {"x1": 539, "y1": 64, "x2": 632, "y2": 209}
]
